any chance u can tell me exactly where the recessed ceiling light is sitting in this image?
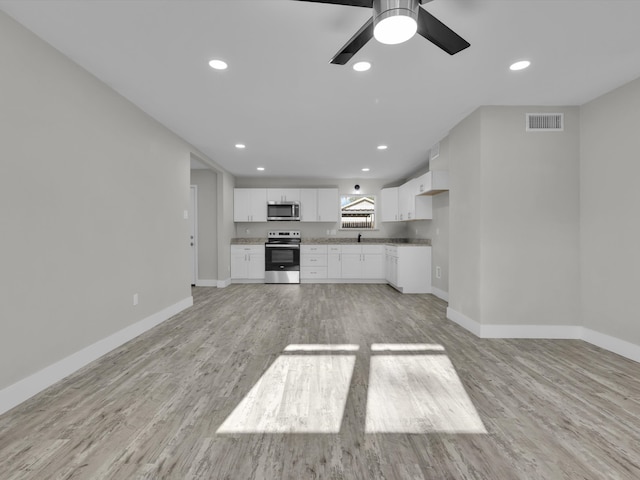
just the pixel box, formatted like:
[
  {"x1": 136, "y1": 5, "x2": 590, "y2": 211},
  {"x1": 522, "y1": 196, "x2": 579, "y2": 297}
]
[
  {"x1": 353, "y1": 61, "x2": 371, "y2": 72},
  {"x1": 257, "y1": 167, "x2": 265, "y2": 171},
  {"x1": 509, "y1": 60, "x2": 531, "y2": 71},
  {"x1": 362, "y1": 168, "x2": 370, "y2": 172},
  {"x1": 235, "y1": 144, "x2": 246, "y2": 149},
  {"x1": 377, "y1": 145, "x2": 388, "y2": 150},
  {"x1": 209, "y1": 59, "x2": 228, "y2": 70}
]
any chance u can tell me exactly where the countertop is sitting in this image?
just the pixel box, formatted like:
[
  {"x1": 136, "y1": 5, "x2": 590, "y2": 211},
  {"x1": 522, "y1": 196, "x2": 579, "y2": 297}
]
[{"x1": 230, "y1": 237, "x2": 431, "y2": 246}]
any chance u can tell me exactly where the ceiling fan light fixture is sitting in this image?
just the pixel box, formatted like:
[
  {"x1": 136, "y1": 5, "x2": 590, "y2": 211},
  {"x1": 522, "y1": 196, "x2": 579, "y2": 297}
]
[{"x1": 373, "y1": 0, "x2": 419, "y2": 45}]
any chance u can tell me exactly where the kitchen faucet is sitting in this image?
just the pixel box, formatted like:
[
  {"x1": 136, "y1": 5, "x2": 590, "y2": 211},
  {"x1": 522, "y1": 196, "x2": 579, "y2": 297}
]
[{"x1": 357, "y1": 233, "x2": 362, "y2": 243}]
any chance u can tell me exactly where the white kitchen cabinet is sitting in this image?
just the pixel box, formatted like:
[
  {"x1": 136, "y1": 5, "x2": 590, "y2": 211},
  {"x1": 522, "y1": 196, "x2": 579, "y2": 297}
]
[
  {"x1": 339, "y1": 245, "x2": 384, "y2": 279},
  {"x1": 316, "y1": 188, "x2": 339, "y2": 222},
  {"x1": 267, "y1": 188, "x2": 300, "y2": 203},
  {"x1": 299, "y1": 189, "x2": 318, "y2": 222},
  {"x1": 381, "y1": 187, "x2": 400, "y2": 222},
  {"x1": 385, "y1": 245, "x2": 398, "y2": 285},
  {"x1": 416, "y1": 171, "x2": 449, "y2": 195},
  {"x1": 398, "y1": 180, "x2": 432, "y2": 221},
  {"x1": 230, "y1": 245, "x2": 265, "y2": 280},
  {"x1": 398, "y1": 179, "x2": 417, "y2": 221},
  {"x1": 300, "y1": 188, "x2": 339, "y2": 222},
  {"x1": 385, "y1": 245, "x2": 431, "y2": 294},
  {"x1": 234, "y1": 188, "x2": 267, "y2": 222},
  {"x1": 328, "y1": 245, "x2": 341, "y2": 278},
  {"x1": 300, "y1": 245, "x2": 328, "y2": 279}
]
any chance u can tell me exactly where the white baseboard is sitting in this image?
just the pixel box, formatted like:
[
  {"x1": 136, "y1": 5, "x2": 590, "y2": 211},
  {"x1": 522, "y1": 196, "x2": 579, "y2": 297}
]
[
  {"x1": 446, "y1": 307, "x2": 482, "y2": 337},
  {"x1": 217, "y1": 278, "x2": 231, "y2": 288},
  {"x1": 0, "y1": 296, "x2": 193, "y2": 416},
  {"x1": 445, "y1": 307, "x2": 640, "y2": 364},
  {"x1": 195, "y1": 279, "x2": 217, "y2": 287},
  {"x1": 480, "y1": 324, "x2": 582, "y2": 339},
  {"x1": 431, "y1": 287, "x2": 449, "y2": 302},
  {"x1": 582, "y1": 327, "x2": 640, "y2": 364}
]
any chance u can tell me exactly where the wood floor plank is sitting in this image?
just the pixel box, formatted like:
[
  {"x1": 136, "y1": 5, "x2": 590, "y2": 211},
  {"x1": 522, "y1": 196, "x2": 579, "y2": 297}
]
[{"x1": 1, "y1": 284, "x2": 640, "y2": 479}]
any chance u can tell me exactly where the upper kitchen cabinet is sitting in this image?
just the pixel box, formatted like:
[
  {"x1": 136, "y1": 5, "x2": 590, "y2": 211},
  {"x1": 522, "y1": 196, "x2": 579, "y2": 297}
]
[
  {"x1": 416, "y1": 171, "x2": 449, "y2": 195},
  {"x1": 316, "y1": 188, "x2": 339, "y2": 222},
  {"x1": 381, "y1": 187, "x2": 399, "y2": 222},
  {"x1": 300, "y1": 188, "x2": 338, "y2": 222},
  {"x1": 267, "y1": 188, "x2": 300, "y2": 203},
  {"x1": 399, "y1": 179, "x2": 432, "y2": 221},
  {"x1": 234, "y1": 188, "x2": 267, "y2": 222}
]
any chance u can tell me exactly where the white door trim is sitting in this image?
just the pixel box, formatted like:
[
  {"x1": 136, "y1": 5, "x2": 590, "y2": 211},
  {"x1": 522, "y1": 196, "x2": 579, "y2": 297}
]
[{"x1": 190, "y1": 185, "x2": 198, "y2": 286}]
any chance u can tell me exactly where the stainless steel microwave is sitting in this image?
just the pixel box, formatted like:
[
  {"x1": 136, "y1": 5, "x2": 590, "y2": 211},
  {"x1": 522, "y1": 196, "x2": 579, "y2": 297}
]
[{"x1": 267, "y1": 202, "x2": 300, "y2": 221}]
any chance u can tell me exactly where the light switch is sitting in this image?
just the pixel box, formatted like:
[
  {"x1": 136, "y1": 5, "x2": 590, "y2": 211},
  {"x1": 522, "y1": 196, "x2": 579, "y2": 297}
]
[{"x1": 184, "y1": 210, "x2": 189, "y2": 219}]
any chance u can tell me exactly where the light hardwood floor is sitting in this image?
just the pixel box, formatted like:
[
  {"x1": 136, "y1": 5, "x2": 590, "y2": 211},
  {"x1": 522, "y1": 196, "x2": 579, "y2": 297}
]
[{"x1": 1, "y1": 284, "x2": 639, "y2": 479}]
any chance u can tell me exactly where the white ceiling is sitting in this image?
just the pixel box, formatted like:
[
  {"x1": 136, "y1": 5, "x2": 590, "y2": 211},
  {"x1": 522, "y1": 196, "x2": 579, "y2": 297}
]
[{"x1": 2, "y1": 0, "x2": 640, "y2": 181}]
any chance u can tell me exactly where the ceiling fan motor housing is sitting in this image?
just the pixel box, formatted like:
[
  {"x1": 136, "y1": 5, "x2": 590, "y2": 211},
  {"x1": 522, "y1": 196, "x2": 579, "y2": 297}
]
[{"x1": 373, "y1": 0, "x2": 420, "y2": 44}]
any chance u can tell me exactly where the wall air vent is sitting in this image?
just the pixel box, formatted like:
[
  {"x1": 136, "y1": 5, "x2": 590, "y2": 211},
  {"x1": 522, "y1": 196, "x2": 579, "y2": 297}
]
[
  {"x1": 430, "y1": 142, "x2": 440, "y2": 160},
  {"x1": 526, "y1": 113, "x2": 564, "y2": 131}
]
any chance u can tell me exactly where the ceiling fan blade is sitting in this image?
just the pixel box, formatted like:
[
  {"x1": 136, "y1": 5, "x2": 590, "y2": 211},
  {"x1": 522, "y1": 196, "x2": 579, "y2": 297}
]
[
  {"x1": 330, "y1": 17, "x2": 374, "y2": 65},
  {"x1": 294, "y1": 0, "x2": 373, "y2": 7},
  {"x1": 416, "y1": 7, "x2": 470, "y2": 55}
]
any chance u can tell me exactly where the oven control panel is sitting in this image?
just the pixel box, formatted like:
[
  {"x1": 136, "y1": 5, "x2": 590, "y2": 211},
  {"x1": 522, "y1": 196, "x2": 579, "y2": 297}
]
[{"x1": 267, "y1": 231, "x2": 300, "y2": 239}]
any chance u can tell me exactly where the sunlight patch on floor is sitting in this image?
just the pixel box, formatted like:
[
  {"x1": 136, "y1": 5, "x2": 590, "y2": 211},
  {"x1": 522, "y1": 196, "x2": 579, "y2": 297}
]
[
  {"x1": 216, "y1": 354, "x2": 355, "y2": 433},
  {"x1": 365, "y1": 353, "x2": 487, "y2": 433},
  {"x1": 371, "y1": 343, "x2": 445, "y2": 352},
  {"x1": 284, "y1": 344, "x2": 360, "y2": 352}
]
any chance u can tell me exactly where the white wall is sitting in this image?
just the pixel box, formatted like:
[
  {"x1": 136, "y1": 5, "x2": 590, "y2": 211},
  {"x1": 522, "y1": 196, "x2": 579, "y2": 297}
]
[
  {"x1": 581, "y1": 77, "x2": 640, "y2": 345},
  {"x1": 448, "y1": 106, "x2": 581, "y2": 328},
  {"x1": 449, "y1": 110, "x2": 483, "y2": 322},
  {"x1": 481, "y1": 106, "x2": 581, "y2": 326},
  {"x1": 190, "y1": 169, "x2": 218, "y2": 283},
  {"x1": 0, "y1": 12, "x2": 213, "y2": 392},
  {"x1": 217, "y1": 170, "x2": 236, "y2": 284}
]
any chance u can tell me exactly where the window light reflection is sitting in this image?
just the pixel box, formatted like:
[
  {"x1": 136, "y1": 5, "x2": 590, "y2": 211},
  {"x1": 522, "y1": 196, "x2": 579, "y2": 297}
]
[
  {"x1": 284, "y1": 344, "x2": 360, "y2": 352},
  {"x1": 371, "y1": 343, "x2": 445, "y2": 352},
  {"x1": 365, "y1": 354, "x2": 487, "y2": 434},
  {"x1": 216, "y1": 354, "x2": 355, "y2": 434}
]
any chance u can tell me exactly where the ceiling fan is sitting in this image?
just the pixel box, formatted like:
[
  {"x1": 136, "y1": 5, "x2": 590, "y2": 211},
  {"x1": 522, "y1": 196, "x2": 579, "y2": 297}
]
[{"x1": 297, "y1": 0, "x2": 470, "y2": 65}]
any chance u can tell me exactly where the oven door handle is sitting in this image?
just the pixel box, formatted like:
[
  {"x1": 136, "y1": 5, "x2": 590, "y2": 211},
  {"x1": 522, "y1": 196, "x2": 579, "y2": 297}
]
[{"x1": 265, "y1": 244, "x2": 300, "y2": 248}]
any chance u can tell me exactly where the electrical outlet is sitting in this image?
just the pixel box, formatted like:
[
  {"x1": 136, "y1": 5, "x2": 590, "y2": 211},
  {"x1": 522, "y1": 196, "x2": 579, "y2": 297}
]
[
  {"x1": 435, "y1": 266, "x2": 442, "y2": 279},
  {"x1": 133, "y1": 293, "x2": 139, "y2": 306}
]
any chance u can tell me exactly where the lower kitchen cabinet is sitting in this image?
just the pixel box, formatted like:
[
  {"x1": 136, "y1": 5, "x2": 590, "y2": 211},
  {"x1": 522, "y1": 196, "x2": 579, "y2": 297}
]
[
  {"x1": 385, "y1": 245, "x2": 431, "y2": 294},
  {"x1": 231, "y1": 242, "x2": 428, "y2": 290},
  {"x1": 332, "y1": 245, "x2": 385, "y2": 280},
  {"x1": 231, "y1": 245, "x2": 265, "y2": 281},
  {"x1": 300, "y1": 245, "x2": 328, "y2": 280}
]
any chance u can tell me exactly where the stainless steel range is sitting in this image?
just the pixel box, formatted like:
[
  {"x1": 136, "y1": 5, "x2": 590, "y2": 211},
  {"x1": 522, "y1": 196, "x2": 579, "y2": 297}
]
[{"x1": 265, "y1": 230, "x2": 301, "y2": 284}]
